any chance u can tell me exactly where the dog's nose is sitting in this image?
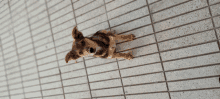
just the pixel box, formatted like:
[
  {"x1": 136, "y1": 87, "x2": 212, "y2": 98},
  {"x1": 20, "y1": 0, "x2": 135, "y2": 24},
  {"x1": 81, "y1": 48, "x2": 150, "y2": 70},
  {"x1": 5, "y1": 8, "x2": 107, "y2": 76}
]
[{"x1": 89, "y1": 48, "x2": 95, "y2": 53}]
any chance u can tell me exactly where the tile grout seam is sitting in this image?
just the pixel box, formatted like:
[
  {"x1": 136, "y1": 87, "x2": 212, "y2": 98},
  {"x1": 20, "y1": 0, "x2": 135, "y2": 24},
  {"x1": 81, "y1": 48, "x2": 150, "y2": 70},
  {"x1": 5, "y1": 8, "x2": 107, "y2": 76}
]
[
  {"x1": 103, "y1": 0, "x2": 127, "y2": 98},
  {"x1": 206, "y1": 0, "x2": 220, "y2": 50},
  {"x1": 0, "y1": 38, "x2": 11, "y2": 99},
  {"x1": 44, "y1": 0, "x2": 66, "y2": 99},
  {"x1": 145, "y1": 0, "x2": 171, "y2": 99},
  {"x1": 70, "y1": 0, "x2": 93, "y2": 98},
  {"x1": 24, "y1": 0, "x2": 44, "y2": 98},
  {"x1": 7, "y1": 0, "x2": 26, "y2": 98}
]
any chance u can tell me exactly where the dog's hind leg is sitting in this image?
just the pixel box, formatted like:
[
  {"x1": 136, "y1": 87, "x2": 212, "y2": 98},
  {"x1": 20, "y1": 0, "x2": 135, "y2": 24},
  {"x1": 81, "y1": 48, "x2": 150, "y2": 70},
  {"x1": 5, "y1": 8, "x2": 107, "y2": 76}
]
[{"x1": 114, "y1": 34, "x2": 136, "y2": 42}]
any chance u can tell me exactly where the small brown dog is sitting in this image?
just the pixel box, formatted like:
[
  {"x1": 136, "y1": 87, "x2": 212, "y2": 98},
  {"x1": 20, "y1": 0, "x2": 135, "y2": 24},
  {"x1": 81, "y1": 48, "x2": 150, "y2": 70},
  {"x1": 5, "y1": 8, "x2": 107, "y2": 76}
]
[{"x1": 65, "y1": 26, "x2": 136, "y2": 63}]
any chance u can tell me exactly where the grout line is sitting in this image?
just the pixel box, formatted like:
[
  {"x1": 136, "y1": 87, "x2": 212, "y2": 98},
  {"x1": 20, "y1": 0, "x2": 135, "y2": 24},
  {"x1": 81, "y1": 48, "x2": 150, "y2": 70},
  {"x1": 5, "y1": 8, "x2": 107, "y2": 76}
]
[
  {"x1": 58, "y1": 69, "x2": 66, "y2": 98},
  {"x1": 24, "y1": 0, "x2": 44, "y2": 98},
  {"x1": 7, "y1": 0, "x2": 26, "y2": 98},
  {"x1": 1, "y1": 70, "x2": 220, "y2": 93},
  {"x1": 1, "y1": 0, "x2": 220, "y2": 41},
  {"x1": 206, "y1": 0, "x2": 220, "y2": 50},
  {"x1": 145, "y1": 0, "x2": 171, "y2": 99},
  {"x1": 10, "y1": 2, "x2": 25, "y2": 14},
  {"x1": 70, "y1": 0, "x2": 93, "y2": 98},
  {"x1": 44, "y1": 0, "x2": 66, "y2": 99},
  {"x1": 0, "y1": 38, "x2": 11, "y2": 99},
  {"x1": 82, "y1": 57, "x2": 93, "y2": 99},
  {"x1": 9, "y1": 0, "x2": 20, "y2": 8},
  {"x1": 2, "y1": 86, "x2": 220, "y2": 99},
  {"x1": 20, "y1": 87, "x2": 220, "y2": 99},
  {"x1": 0, "y1": 0, "x2": 213, "y2": 36},
  {"x1": 0, "y1": 0, "x2": 163, "y2": 35},
  {"x1": 103, "y1": 0, "x2": 127, "y2": 99},
  {"x1": 2, "y1": 11, "x2": 220, "y2": 52},
  {"x1": 0, "y1": 12, "x2": 10, "y2": 21},
  {"x1": 1, "y1": 40, "x2": 219, "y2": 74}
]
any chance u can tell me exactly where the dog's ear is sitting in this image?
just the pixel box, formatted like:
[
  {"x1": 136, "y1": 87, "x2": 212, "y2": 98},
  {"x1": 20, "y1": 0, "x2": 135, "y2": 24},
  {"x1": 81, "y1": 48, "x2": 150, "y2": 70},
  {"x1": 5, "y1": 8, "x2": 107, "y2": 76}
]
[
  {"x1": 65, "y1": 50, "x2": 80, "y2": 63},
  {"x1": 72, "y1": 26, "x2": 84, "y2": 41}
]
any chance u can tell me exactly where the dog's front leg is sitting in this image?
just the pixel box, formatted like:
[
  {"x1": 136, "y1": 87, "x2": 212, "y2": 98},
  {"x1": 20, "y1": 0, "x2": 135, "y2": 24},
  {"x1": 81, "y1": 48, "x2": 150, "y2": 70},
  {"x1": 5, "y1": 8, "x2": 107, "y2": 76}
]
[{"x1": 112, "y1": 52, "x2": 133, "y2": 60}]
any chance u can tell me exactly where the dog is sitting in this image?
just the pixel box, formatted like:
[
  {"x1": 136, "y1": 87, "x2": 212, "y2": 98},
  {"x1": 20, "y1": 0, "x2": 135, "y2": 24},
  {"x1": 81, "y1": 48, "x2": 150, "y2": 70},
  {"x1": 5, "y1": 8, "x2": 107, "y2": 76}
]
[{"x1": 65, "y1": 26, "x2": 136, "y2": 63}]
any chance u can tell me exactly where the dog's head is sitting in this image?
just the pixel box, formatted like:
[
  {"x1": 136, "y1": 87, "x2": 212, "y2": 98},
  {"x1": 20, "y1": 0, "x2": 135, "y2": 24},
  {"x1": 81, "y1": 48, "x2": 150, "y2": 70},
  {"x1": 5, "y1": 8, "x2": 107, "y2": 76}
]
[{"x1": 65, "y1": 26, "x2": 99, "y2": 63}]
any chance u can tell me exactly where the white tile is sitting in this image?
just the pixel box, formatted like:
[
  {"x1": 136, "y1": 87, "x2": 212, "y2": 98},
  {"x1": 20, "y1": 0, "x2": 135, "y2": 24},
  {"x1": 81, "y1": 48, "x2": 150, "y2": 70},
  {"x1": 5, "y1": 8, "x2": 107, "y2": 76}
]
[
  {"x1": 75, "y1": 0, "x2": 104, "y2": 17},
  {"x1": 168, "y1": 77, "x2": 220, "y2": 91},
  {"x1": 90, "y1": 79, "x2": 122, "y2": 90},
  {"x1": 24, "y1": 85, "x2": 41, "y2": 92},
  {"x1": 38, "y1": 62, "x2": 58, "y2": 71},
  {"x1": 42, "y1": 88, "x2": 63, "y2": 96},
  {"x1": 166, "y1": 65, "x2": 220, "y2": 81},
  {"x1": 10, "y1": 89, "x2": 23, "y2": 94},
  {"x1": 23, "y1": 80, "x2": 40, "y2": 87},
  {"x1": 65, "y1": 92, "x2": 91, "y2": 99},
  {"x1": 126, "y1": 93, "x2": 170, "y2": 99},
  {"x1": 22, "y1": 74, "x2": 39, "y2": 81},
  {"x1": 124, "y1": 83, "x2": 167, "y2": 94},
  {"x1": 44, "y1": 95, "x2": 64, "y2": 99},
  {"x1": 61, "y1": 69, "x2": 86, "y2": 79},
  {"x1": 85, "y1": 58, "x2": 116, "y2": 67},
  {"x1": 170, "y1": 89, "x2": 220, "y2": 99},
  {"x1": 154, "y1": 8, "x2": 210, "y2": 32},
  {"x1": 158, "y1": 30, "x2": 216, "y2": 51},
  {"x1": 118, "y1": 53, "x2": 160, "y2": 69},
  {"x1": 64, "y1": 84, "x2": 89, "y2": 93},
  {"x1": 163, "y1": 53, "x2": 220, "y2": 71},
  {"x1": 87, "y1": 62, "x2": 118, "y2": 75},
  {"x1": 120, "y1": 63, "x2": 162, "y2": 77},
  {"x1": 40, "y1": 75, "x2": 61, "y2": 84},
  {"x1": 88, "y1": 70, "x2": 120, "y2": 82},
  {"x1": 150, "y1": 0, "x2": 188, "y2": 13},
  {"x1": 41, "y1": 82, "x2": 62, "y2": 90},
  {"x1": 122, "y1": 73, "x2": 165, "y2": 85},
  {"x1": 39, "y1": 68, "x2": 59, "y2": 77},
  {"x1": 161, "y1": 42, "x2": 219, "y2": 61},
  {"x1": 10, "y1": 94, "x2": 24, "y2": 99},
  {"x1": 25, "y1": 91, "x2": 42, "y2": 98},
  {"x1": 92, "y1": 88, "x2": 124, "y2": 97},
  {"x1": 59, "y1": 62, "x2": 84, "y2": 73},
  {"x1": 62, "y1": 76, "x2": 88, "y2": 86},
  {"x1": 152, "y1": 0, "x2": 207, "y2": 22}
]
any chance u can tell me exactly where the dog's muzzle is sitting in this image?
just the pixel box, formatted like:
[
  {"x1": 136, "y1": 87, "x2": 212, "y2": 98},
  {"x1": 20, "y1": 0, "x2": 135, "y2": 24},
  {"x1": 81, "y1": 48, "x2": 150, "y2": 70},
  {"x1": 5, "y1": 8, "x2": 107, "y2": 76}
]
[{"x1": 88, "y1": 47, "x2": 102, "y2": 54}]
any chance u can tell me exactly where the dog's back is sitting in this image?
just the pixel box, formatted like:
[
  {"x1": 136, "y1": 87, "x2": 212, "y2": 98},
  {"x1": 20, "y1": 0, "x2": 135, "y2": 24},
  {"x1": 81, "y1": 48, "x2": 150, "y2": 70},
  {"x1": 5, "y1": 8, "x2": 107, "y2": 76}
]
[{"x1": 89, "y1": 30, "x2": 116, "y2": 58}]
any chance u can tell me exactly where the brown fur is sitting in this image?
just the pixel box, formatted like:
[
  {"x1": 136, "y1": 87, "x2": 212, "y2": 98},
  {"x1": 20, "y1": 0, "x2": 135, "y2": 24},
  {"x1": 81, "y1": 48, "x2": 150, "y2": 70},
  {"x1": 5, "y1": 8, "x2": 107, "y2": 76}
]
[{"x1": 65, "y1": 26, "x2": 136, "y2": 63}]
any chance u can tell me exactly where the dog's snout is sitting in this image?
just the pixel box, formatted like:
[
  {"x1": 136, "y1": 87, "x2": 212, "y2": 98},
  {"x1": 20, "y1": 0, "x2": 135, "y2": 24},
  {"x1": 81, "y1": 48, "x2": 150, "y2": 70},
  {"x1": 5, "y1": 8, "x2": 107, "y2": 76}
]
[{"x1": 89, "y1": 48, "x2": 95, "y2": 53}]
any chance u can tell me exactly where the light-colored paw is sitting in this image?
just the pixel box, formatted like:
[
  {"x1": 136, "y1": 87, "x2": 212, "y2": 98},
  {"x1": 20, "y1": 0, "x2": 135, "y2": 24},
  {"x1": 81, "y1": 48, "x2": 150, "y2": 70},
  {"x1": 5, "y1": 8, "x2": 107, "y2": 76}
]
[
  {"x1": 110, "y1": 30, "x2": 116, "y2": 34},
  {"x1": 125, "y1": 53, "x2": 134, "y2": 60},
  {"x1": 129, "y1": 34, "x2": 136, "y2": 41}
]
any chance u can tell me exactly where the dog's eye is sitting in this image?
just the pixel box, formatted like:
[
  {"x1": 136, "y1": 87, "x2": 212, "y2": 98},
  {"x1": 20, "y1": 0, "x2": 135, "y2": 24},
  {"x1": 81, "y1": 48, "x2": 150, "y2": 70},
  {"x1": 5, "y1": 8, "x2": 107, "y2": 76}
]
[{"x1": 81, "y1": 41, "x2": 85, "y2": 46}]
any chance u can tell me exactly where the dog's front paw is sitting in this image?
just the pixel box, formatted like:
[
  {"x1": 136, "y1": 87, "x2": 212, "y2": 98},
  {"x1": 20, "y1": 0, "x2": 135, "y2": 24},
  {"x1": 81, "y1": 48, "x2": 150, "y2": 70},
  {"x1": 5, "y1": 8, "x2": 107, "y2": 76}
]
[
  {"x1": 130, "y1": 34, "x2": 136, "y2": 41},
  {"x1": 125, "y1": 53, "x2": 134, "y2": 60},
  {"x1": 110, "y1": 30, "x2": 116, "y2": 34}
]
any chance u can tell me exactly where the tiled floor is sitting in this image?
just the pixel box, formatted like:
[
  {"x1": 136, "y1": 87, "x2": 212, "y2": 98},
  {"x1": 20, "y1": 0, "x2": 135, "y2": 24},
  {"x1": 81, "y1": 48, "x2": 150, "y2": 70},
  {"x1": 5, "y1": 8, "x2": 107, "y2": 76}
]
[{"x1": 0, "y1": 0, "x2": 220, "y2": 99}]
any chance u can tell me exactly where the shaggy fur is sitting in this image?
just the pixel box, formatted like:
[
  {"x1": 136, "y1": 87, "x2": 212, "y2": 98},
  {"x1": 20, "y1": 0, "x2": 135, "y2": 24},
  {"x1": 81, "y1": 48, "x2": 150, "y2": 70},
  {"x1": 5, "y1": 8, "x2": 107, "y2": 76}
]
[{"x1": 65, "y1": 26, "x2": 136, "y2": 63}]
